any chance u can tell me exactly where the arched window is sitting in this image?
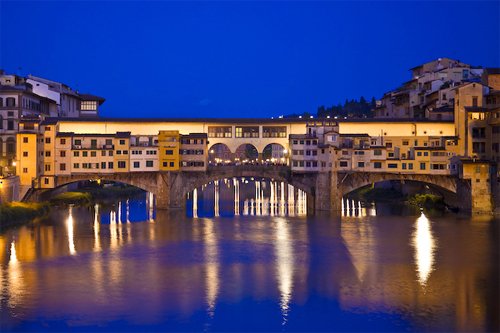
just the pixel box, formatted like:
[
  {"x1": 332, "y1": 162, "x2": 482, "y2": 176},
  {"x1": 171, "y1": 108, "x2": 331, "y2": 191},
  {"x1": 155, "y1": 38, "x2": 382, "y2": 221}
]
[{"x1": 0, "y1": 115, "x2": 3, "y2": 129}]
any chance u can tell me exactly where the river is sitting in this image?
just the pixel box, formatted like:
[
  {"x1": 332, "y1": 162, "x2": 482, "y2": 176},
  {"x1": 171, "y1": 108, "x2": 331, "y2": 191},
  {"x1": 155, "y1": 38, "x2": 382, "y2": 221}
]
[{"x1": 0, "y1": 182, "x2": 498, "y2": 332}]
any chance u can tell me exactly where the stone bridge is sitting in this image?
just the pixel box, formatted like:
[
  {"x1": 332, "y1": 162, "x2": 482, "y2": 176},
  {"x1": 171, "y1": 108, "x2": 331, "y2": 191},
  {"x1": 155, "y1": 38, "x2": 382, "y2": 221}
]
[{"x1": 40, "y1": 166, "x2": 480, "y2": 213}]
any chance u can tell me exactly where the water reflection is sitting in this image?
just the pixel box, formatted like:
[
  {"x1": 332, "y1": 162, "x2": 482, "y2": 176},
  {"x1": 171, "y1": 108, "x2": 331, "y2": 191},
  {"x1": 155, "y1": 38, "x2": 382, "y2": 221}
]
[
  {"x1": 341, "y1": 198, "x2": 375, "y2": 217},
  {"x1": 274, "y1": 217, "x2": 294, "y2": 325},
  {"x1": 0, "y1": 193, "x2": 497, "y2": 332},
  {"x1": 187, "y1": 178, "x2": 308, "y2": 218},
  {"x1": 66, "y1": 206, "x2": 77, "y2": 255},
  {"x1": 412, "y1": 212, "x2": 436, "y2": 286},
  {"x1": 203, "y1": 219, "x2": 219, "y2": 317}
]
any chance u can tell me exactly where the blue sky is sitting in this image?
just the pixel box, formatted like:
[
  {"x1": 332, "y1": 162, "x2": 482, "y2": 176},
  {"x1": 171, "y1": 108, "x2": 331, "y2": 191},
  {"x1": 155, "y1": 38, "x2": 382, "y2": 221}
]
[{"x1": 1, "y1": 1, "x2": 499, "y2": 118}]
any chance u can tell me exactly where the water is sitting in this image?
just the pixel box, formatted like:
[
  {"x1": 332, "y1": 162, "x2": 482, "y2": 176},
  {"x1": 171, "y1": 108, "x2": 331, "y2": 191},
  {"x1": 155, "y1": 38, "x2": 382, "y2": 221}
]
[{"x1": 0, "y1": 191, "x2": 498, "y2": 332}]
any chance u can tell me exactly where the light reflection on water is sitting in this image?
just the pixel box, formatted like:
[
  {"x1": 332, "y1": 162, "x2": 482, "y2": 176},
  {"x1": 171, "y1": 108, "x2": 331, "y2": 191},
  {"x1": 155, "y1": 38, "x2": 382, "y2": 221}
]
[
  {"x1": 187, "y1": 178, "x2": 308, "y2": 218},
  {"x1": 0, "y1": 192, "x2": 498, "y2": 332}
]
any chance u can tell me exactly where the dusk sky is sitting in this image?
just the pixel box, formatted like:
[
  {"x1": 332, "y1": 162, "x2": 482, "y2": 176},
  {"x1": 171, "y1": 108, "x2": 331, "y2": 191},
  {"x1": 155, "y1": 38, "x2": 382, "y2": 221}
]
[{"x1": 1, "y1": 1, "x2": 499, "y2": 119}]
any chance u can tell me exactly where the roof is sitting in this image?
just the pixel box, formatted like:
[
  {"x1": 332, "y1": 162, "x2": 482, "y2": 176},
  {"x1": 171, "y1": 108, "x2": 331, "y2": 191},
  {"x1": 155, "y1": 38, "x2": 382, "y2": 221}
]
[
  {"x1": 465, "y1": 106, "x2": 491, "y2": 112},
  {"x1": 485, "y1": 68, "x2": 500, "y2": 75},
  {"x1": 339, "y1": 133, "x2": 370, "y2": 137},
  {"x1": 80, "y1": 94, "x2": 105, "y2": 104},
  {"x1": 181, "y1": 133, "x2": 207, "y2": 138},
  {"x1": 56, "y1": 132, "x2": 75, "y2": 137},
  {"x1": 116, "y1": 132, "x2": 131, "y2": 138},
  {"x1": 56, "y1": 132, "x2": 131, "y2": 138},
  {"x1": 429, "y1": 106, "x2": 453, "y2": 113},
  {"x1": 414, "y1": 146, "x2": 446, "y2": 150}
]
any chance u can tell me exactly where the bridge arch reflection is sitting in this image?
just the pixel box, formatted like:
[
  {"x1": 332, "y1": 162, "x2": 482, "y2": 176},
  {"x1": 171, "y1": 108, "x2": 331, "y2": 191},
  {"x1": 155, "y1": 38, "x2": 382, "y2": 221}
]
[{"x1": 186, "y1": 177, "x2": 308, "y2": 218}]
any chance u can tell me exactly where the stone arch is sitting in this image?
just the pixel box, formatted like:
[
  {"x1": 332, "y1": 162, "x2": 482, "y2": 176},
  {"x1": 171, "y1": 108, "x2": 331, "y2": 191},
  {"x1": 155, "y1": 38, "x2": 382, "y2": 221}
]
[
  {"x1": 338, "y1": 172, "x2": 459, "y2": 206},
  {"x1": 169, "y1": 166, "x2": 317, "y2": 210},
  {"x1": 262, "y1": 143, "x2": 286, "y2": 163},
  {"x1": 234, "y1": 143, "x2": 258, "y2": 163},
  {"x1": 208, "y1": 143, "x2": 232, "y2": 165},
  {"x1": 45, "y1": 172, "x2": 161, "y2": 198}
]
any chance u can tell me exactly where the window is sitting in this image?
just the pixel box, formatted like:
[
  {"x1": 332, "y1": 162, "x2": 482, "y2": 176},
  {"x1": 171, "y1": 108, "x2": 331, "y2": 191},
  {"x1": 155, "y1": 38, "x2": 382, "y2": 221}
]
[
  {"x1": 45, "y1": 126, "x2": 51, "y2": 131},
  {"x1": 163, "y1": 162, "x2": 168, "y2": 167},
  {"x1": 118, "y1": 161, "x2": 126, "y2": 168},
  {"x1": 262, "y1": 126, "x2": 287, "y2": 138},
  {"x1": 472, "y1": 96, "x2": 478, "y2": 107},
  {"x1": 374, "y1": 162, "x2": 382, "y2": 169},
  {"x1": 6, "y1": 97, "x2": 15, "y2": 107},
  {"x1": 82, "y1": 151, "x2": 88, "y2": 157},
  {"x1": 45, "y1": 137, "x2": 51, "y2": 144},
  {"x1": 123, "y1": 150, "x2": 128, "y2": 155},
  {"x1": 91, "y1": 151, "x2": 96, "y2": 157},
  {"x1": 74, "y1": 139, "x2": 82, "y2": 146},
  {"x1": 45, "y1": 151, "x2": 51, "y2": 157},
  {"x1": 23, "y1": 167, "x2": 28, "y2": 173},
  {"x1": 60, "y1": 139, "x2": 66, "y2": 145},
  {"x1": 473, "y1": 142, "x2": 486, "y2": 154},
  {"x1": 402, "y1": 163, "x2": 407, "y2": 170},
  {"x1": 423, "y1": 152, "x2": 428, "y2": 156},
  {"x1": 73, "y1": 151, "x2": 80, "y2": 157},
  {"x1": 146, "y1": 160, "x2": 153, "y2": 167},
  {"x1": 23, "y1": 137, "x2": 28, "y2": 143},
  {"x1": 374, "y1": 149, "x2": 382, "y2": 156},
  {"x1": 402, "y1": 140, "x2": 409, "y2": 146},
  {"x1": 81, "y1": 100, "x2": 97, "y2": 110},
  {"x1": 101, "y1": 151, "x2": 106, "y2": 156},
  {"x1": 420, "y1": 163, "x2": 426, "y2": 170},
  {"x1": 340, "y1": 161, "x2": 348, "y2": 167},
  {"x1": 119, "y1": 139, "x2": 125, "y2": 145},
  {"x1": 408, "y1": 163, "x2": 413, "y2": 170},
  {"x1": 101, "y1": 162, "x2": 106, "y2": 169},
  {"x1": 357, "y1": 162, "x2": 365, "y2": 168},
  {"x1": 417, "y1": 152, "x2": 422, "y2": 157},
  {"x1": 133, "y1": 161, "x2": 140, "y2": 168},
  {"x1": 44, "y1": 178, "x2": 49, "y2": 185},
  {"x1": 7, "y1": 120, "x2": 14, "y2": 130},
  {"x1": 235, "y1": 126, "x2": 259, "y2": 138},
  {"x1": 44, "y1": 164, "x2": 51, "y2": 172},
  {"x1": 73, "y1": 163, "x2": 80, "y2": 169},
  {"x1": 431, "y1": 164, "x2": 446, "y2": 170},
  {"x1": 208, "y1": 126, "x2": 232, "y2": 138},
  {"x1": 385, "y1": 142, "x2": 392, "y2": 148},
  {"x1": 108, "y1": 162, "x2": 114, "y2": 169},
  {"x1": 23, "y1": 151, "x2": 28, "y2": 157},
  {"x1": 60, "y1": 163, "x2": 66, "y2": 171},
  {"x1": 472, "y1": 127, "x2": 486, "y2": 139},
  {"x1": 169, "y1": 162, "x2": 174, "y2": 167},
  {"x1": 117, "y1": 150, "x2": 121, "y2": 155},
  {"x1": 91, "y1": 139, "x2": 97, "y2": 148},
  {"x1": 166, "y1": 150, "x2": 173, "y2": 155},
  {"x1": 388, "y1": 163, "x2": 398, "y2": 169}
]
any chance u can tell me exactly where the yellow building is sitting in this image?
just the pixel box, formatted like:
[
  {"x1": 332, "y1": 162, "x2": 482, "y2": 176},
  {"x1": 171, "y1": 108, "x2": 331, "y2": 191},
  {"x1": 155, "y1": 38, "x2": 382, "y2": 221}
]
[
  {"x1": 158, "y1": 130, "x2": 180, "y2": 171},
  {"x1": 113, "y1": 132, "x2": 131, "y2": 173}
]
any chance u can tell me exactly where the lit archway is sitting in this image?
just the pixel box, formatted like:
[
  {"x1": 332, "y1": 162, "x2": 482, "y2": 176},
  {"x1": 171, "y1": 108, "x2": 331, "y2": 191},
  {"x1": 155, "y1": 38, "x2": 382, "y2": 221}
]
[
  {"x1": 234, "y1": 144, "x2": 258, "y2": 164},
  {"x1": 262, "y1": 143, "x2": 287, "y2": 165},
  {"x1": 208, "y1": 143, "x2": 232, "y2": 165}
]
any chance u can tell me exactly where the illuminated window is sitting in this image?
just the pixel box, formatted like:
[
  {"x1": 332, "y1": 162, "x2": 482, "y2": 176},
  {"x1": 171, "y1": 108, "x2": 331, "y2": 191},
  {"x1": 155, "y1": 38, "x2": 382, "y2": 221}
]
[{"x1": 81, "y1": 101, "x2": 97, "y2": 110}]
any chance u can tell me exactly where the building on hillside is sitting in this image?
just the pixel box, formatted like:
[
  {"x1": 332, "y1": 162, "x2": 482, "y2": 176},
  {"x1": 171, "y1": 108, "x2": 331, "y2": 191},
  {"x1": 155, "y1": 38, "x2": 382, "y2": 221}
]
[
  {"x1": 0, "y1": 70, "x2": 105, "y2": 177},
  {"x1": 373, "y1": 58, "x2": 484, "y2": 119}
]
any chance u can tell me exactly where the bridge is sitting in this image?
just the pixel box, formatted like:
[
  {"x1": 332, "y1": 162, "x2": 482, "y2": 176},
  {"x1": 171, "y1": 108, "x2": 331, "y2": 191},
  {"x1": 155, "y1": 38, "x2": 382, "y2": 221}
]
[{"x1": 42, "y1": 165, "x2": 471, "y2": 214}]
